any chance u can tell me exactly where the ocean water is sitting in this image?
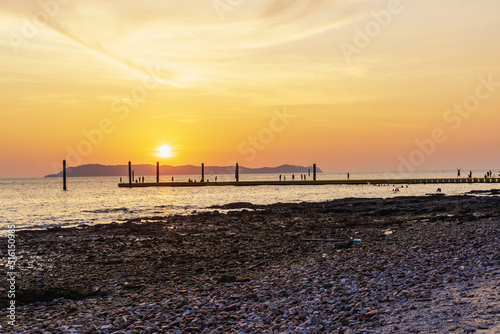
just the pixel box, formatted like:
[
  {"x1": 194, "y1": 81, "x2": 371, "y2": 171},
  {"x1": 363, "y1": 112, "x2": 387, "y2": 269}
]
[{"x1": 1, "y1": 170, "x2": 498, "y2": 235}]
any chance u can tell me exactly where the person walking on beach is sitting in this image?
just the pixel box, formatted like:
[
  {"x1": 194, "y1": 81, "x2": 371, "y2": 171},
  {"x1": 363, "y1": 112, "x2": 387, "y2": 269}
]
[
  {"x1": 469, "y1": 171, "x2": 472, "y2": 178},
  {"x1": 457, "y1": 168, "x2": 461, "y2": 177},
  {"x1": 292, "y1": 174, "x2": 295, "y2": 180},
  {"x1": 279, "y1": 175, "x2": 282, "y2": 181},
  {"x1": 347, "y1": 172, "x2": 350, "y2": 180}
]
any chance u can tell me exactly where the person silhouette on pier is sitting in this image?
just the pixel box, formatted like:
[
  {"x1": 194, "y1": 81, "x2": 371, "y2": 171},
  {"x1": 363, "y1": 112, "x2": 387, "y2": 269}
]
[
  {"x1": 347, "y1": 173, "x2": 350, "y2": 180},
  {"x1": 279, "y1": 175, "x2": 282, "y2": 181},
  {"x1": 468, "y1": 171, "x2": 472, "y2": 178},
  {"x1": 120, "y1": 177, "x2": 122, "y2": 183},
  {"x1": 292, "y1": 174, "x2": 295, "y2": 180},
  {"x1": 457, "y1": 168, "x2": 461, "y2": 177}
]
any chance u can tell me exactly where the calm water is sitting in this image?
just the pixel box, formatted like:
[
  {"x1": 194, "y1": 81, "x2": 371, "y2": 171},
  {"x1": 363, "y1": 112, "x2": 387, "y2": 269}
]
[{"x1": 1, "y1": 170, "x2": 498, "y2": 235}]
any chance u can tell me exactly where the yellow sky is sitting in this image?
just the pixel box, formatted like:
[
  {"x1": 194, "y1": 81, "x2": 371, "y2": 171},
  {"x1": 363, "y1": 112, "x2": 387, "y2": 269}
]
[{"x1": 1, "y1": 0, "x2": 500, "y2": 177}]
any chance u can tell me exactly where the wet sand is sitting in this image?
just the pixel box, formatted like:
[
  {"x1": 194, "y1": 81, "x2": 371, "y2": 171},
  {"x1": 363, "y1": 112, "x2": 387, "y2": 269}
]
[{"x1": 1, "y1": 195, "x2": 499, "y2": 333}]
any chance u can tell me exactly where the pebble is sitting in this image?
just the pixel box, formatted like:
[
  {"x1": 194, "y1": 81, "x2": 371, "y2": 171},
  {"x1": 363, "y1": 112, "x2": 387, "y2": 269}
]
[{"x1": 6, "y1": 196, "x2": 500, "y2": 333}]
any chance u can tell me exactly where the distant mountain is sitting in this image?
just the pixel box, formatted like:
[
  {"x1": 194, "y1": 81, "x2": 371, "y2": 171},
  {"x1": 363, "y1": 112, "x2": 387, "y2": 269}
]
[{"x1": 44, "y1": 164, "x2": 323, "y2": 177}]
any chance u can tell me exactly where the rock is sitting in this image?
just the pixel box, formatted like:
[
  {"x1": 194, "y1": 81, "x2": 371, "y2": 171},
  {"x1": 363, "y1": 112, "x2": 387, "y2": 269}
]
[
  {"x1": 217, "y1": 275, "x2": 237, "y2": 283},
  {"x1": 363, "y1": 310, "x2": 379, "y2": 318},
  {"x1": 333, "y1": 240, "x2": 354, "y2": 250},
  {"x1": 13, "y1": 286, "x2": 103, "y2": 305},
  {"x1": 210, "y1": 202, "x2": 256, "y2": 210}
]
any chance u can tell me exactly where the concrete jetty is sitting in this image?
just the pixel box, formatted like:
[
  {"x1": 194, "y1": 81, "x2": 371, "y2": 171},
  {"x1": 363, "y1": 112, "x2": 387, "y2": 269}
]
[
  {"x1": 121, "y1": 161, "x2": 498, "y2": 188},
  {"x1": 119, "y1": 177, "x2": 499, "y2": 188}
]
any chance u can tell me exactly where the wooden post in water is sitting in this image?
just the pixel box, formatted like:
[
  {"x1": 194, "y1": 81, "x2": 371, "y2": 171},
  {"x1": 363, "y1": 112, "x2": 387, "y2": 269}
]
[
  {"x1": 201, "y1": 163, "x2": 205, "y2": 182},
  {"x1": 157, "y1": 162, "x2": 160, "y2": 183},
  {"x1": 313, "y1": 164, "x2": 317, "y2": 181},
  {"x1": 128, "y1": 161, "x2": 132, "y2": 186},
  {"x1": 63, "y1": 160, "x2": 67, "y2": 191},
  {"x1": 235, "y1": 163, "x2": 239, "y2": 182},
  {"x1": 308, "y1": 168, "x2": 311, "y2": 177},
  {"x1": 132, "y1": 171, "x2": 135, "y2": 183}
]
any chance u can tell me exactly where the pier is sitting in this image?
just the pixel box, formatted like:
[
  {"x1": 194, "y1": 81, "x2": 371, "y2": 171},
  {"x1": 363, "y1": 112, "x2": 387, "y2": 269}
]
[
  {"x1": 119, "y1": 177, "x2": 499, "y2": 188},
  {"x1": 119, "y1": 161, "x2": 499, "y2": 188}
]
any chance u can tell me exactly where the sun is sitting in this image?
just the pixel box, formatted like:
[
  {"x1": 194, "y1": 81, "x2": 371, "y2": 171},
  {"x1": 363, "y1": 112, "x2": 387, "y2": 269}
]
[{"x1": 158, "y1": 145, "x2": 172, "y2": 158}]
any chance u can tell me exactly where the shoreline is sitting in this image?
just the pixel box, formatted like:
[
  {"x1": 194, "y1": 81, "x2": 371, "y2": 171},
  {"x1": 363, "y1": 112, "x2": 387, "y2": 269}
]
[
  {"x1": 3, "y1": 189, "x2": 499, "y2": 237},
  {"x1": 2, "y1": 181, "x2": 500, "y2": 237},
  {"x1": 1, "y1": 195, "x2": 499, "y2": 333}
]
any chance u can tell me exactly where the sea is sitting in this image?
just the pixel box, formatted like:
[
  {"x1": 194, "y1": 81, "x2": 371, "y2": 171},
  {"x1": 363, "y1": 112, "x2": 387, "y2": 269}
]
[{"x1": 1, "y1": 170, "x2": 498, "y2": 236}]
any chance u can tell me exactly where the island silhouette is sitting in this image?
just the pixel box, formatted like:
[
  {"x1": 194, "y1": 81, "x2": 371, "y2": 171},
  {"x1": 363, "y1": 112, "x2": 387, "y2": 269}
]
[{"x1": 45, "y1": 164, "x2": 322, "y2": 178}]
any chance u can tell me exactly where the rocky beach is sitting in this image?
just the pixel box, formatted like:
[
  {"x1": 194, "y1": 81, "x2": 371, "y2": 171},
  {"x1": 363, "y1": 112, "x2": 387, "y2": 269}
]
[{"x1": 1, "y1": 195, "x2": 499, "y2": 333}]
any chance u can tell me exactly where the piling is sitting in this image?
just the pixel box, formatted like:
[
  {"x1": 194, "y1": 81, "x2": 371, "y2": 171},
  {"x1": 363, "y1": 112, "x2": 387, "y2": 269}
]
[
  {"x1": 202, "y1": 163, "x2": 205, "y2": 182},
  {"x1": 63, "y1": 160, "x2": 67, "y2": 191},
  {"x1": 128, "y1": 162, "x2": 132, "y2": 186},
  {"x1": 132, "y1": 171, "x2": 135, "y2": 183},
  {"x1": 313, "y1": 164, "x2": 317, "y2": 181},
  {"x1": 235, "y1": 163, "x2": 239, "y2": 182},
  {"x1": 156, "y1": 162, "x2": 159, "y2": 183}
]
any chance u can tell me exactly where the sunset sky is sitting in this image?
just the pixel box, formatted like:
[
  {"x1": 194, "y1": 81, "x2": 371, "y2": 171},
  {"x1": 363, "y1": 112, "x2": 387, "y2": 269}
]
[{"x1": 1, "y1": 0, "x2": 500, "y2": 178}]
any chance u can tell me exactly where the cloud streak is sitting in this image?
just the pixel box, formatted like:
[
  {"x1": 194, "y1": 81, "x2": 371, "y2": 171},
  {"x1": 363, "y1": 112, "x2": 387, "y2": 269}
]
[{"x1": 46, "y1": 20, "x2": 184, "y2": 88}]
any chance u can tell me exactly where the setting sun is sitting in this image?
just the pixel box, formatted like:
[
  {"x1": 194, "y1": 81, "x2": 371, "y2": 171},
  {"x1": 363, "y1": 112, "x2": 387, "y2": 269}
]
[{"x1": 158, "y1": 145, "x2": 172, "y2": 158}]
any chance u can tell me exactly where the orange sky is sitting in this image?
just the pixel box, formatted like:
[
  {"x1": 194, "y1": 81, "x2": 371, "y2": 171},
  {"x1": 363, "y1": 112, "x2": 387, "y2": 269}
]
[{"x1": 1, "y1": 0, "x2": 500, "y2": 178}]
